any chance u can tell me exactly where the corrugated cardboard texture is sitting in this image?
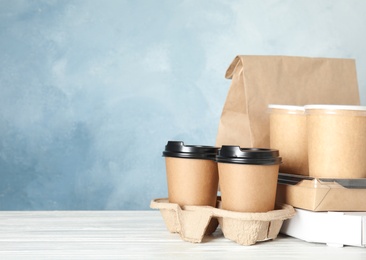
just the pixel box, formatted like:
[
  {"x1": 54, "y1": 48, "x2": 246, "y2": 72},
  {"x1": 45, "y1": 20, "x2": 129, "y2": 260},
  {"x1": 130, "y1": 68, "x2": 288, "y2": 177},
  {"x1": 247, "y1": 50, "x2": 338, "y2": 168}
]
[{"x1": 150, "y1": 198, "x2": 295, "y2": 246}]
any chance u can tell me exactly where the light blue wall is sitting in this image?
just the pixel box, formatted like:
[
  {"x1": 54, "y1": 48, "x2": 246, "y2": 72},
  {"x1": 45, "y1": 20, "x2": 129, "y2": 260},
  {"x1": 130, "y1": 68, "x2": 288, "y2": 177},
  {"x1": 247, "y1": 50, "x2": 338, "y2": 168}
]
[{"x1": 1, "y1": 0, "x2": 365, "y2": 210}]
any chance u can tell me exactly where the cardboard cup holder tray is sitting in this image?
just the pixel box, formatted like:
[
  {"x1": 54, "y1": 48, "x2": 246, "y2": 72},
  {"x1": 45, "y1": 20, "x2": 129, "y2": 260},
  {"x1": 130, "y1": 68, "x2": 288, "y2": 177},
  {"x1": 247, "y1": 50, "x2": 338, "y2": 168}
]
[{"x1": 150, "y1": 198, "x2": 295, "y2": 245}]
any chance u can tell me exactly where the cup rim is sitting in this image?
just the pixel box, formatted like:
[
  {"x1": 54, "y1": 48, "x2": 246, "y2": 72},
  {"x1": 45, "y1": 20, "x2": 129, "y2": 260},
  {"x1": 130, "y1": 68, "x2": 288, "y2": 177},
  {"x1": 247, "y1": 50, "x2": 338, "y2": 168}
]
[
  {"x1": 268, "y1": 104, "x2": 305, "y2": 111},
  {"x1": 304, "y1": 104, "x2": 366, "y2": 111}
]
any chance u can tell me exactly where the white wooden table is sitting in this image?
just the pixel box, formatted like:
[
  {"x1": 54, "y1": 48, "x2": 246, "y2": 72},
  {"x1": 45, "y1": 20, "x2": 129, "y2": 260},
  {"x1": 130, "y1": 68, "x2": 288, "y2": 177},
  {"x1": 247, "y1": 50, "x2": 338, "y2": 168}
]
[{"x1": 0, "y1": 210, "x2": 365, "y2": 259}]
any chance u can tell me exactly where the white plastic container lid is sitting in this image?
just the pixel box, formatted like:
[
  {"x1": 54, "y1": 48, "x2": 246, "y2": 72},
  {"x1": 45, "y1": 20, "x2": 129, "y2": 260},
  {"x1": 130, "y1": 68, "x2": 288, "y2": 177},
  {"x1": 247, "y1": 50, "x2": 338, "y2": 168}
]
[
  {"x1": 268, "y1": 104, "x2": 305, "y2": 111},
  {"x1": 304, "y1": 104, "x2": 366, "y2": 111},
  {"x1": 268, "y1": 104, "x2": 305, "y2": 115},
  {"x1": 305, "y1": 104, "x2": 366, "y2": 116}
]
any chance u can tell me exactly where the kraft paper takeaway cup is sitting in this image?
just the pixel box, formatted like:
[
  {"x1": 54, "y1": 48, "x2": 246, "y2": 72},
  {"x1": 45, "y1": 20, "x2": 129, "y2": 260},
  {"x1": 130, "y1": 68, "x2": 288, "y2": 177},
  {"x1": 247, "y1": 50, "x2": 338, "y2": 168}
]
[
  {"x1": 305, "y1": 105, "x2": 366, "y2": 178},
  {"x1": 162, "y1": 141, "x2": 219, "y2": 207},
  {"x1": 268, "y1": 104, "x2": 308, "y2": 176},
  {"x1": 216, "y1": 146, "x2": 281, "y2": 213}
]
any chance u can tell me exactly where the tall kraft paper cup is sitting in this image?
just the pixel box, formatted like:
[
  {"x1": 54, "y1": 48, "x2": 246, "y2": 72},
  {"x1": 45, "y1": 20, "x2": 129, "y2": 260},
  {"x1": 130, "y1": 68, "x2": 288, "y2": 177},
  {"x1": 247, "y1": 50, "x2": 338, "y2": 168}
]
[
  {"x1": 268, "y1": 105, "x2": 308, "y2": 176},
  {"x1": 305, "y1": 105, "x2": 366, "y2": 178},
  {"x1": 216, "y1": 146, "x2": 281, "y2": 212},
  {"x1": 162, "y1": 141, "x2": 219, "y2": 207}
]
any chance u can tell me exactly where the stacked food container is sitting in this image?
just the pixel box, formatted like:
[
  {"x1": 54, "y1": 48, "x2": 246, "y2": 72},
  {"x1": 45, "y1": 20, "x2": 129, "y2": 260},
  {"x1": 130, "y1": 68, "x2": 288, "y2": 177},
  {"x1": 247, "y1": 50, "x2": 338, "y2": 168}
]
[{"x1": 269, "y1": 104, "x2": 366, "y2": 247}]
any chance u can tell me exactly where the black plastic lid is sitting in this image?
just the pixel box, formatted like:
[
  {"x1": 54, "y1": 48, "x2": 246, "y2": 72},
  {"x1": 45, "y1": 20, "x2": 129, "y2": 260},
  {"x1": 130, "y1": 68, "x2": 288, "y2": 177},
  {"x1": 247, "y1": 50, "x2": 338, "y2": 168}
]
[
  {"x1": 216, "y1": 146, "x2": 281, "y2": 165},
  {"x1": 162, "y1": 141, "x2": 218, "y2": 160}
]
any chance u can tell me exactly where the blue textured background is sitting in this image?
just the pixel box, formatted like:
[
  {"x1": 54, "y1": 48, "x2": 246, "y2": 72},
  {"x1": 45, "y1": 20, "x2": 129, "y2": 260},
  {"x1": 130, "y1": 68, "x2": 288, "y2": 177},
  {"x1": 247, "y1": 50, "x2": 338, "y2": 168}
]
[{"x1": 1, "y1": 0, "x2": 365, "y2": 210}]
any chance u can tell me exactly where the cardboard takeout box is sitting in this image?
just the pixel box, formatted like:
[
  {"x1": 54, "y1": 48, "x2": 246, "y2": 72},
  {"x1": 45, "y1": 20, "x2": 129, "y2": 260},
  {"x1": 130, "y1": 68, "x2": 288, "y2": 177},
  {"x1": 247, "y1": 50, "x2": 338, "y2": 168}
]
[
  {"x1": 276, "y1": 173, "x2": 366, "y2": 212},
  {"x1": 281, "y1": 208, "x2": 366, "y2": 247}
]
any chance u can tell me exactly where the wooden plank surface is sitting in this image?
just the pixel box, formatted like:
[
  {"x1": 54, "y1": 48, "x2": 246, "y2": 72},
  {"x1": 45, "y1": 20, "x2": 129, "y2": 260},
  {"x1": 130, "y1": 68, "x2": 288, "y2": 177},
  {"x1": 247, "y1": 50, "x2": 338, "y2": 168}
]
[{"x1": 0, "y1": 210, "x2": 365, "y2": 259}]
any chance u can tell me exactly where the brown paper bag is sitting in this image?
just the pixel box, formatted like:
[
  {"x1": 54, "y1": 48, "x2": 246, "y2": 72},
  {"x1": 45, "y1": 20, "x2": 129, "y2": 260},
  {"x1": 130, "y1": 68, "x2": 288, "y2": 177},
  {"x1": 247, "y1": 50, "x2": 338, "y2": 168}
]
[{"x1": 216, "y1": 55, "x2": 360, "y2": 148}]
